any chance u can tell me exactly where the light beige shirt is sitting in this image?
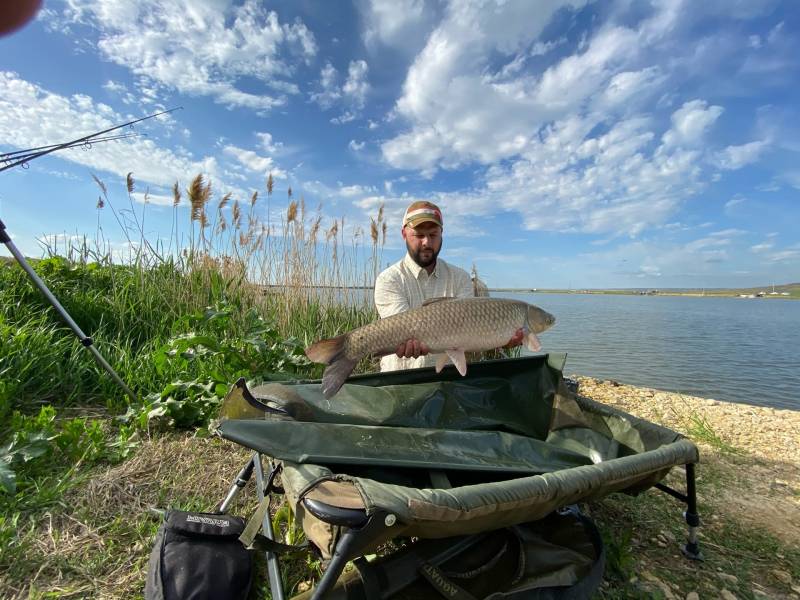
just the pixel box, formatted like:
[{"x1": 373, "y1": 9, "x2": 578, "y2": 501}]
[{"x1": 374, "y1": 253, "x2": 474, "y2": 372}]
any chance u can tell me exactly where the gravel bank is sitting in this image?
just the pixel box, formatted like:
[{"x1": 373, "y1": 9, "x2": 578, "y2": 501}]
[{"x1": 573, "y1": 375, "x2": 800, "y2": 545}]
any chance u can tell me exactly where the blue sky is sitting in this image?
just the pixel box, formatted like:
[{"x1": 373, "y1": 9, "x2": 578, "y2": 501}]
[{"x1": 1, "y1": 0, "x2": 798, "y2": 289}]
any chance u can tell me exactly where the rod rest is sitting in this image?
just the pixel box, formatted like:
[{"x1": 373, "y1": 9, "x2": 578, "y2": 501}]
[{"x1": 302, "y1": 498, "x2": 369, "y2": 528}]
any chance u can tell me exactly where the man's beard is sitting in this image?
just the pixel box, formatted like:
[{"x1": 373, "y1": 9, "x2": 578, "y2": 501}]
[{"x1": 407, "y1": 242, "x2": 439, "y2": 268}]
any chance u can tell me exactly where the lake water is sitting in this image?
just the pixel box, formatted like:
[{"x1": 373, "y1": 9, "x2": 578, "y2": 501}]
[{"x1": 493, "y1": 292, "x2": 799, "y2": 411}]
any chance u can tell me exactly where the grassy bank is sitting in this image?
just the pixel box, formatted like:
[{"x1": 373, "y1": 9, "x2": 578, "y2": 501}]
[
  {"x1": 1, "y1": 173, "x2": 387, "y2": 597},
  {"x1": 2, "y1": 173, "x2": 798, "y2": 598}
]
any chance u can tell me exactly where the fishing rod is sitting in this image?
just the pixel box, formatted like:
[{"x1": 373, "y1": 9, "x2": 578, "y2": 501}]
[
  {"x1": 0, "y1": 132, "x2": 145, "y2": 165},
  {"x1": 0, "y1": 106, "x2": 183, "y2": 404},
  {"x1": 0, "y1": 106, "x2": 181, "y2": 174}
]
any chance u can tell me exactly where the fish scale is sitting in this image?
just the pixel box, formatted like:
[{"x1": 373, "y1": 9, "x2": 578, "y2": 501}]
[{"x1": 306, "y1": 297, "x2": 556, "y2": 398}]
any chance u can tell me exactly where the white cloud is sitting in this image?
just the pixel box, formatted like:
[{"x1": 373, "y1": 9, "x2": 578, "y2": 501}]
[
  {"x1": 255, "y1": 132, "x2": 282, "y2": 154},
  {"x1": 751, "y1": 242, "x2": 773, "y2": 253},
  {"x1": 58, "y1": 0, "x2": 316, "y2": 111},
  {"x1": 343, "y1": 60, "x2": 370, "y2": 108},
  {"x1": 223, "y1": 145, "x2": 280, "y2": 175},
  {"x1": 765, "y1": 248, "x2": 800, "y2": 263},
  {"x1": 311, "y1": 60, "x2": 371, "y2": 122},
  {"x1": 130, "y1": 192, "x2": 174, "y2": 207},
  {"x1": 338, "y1": 183, "x2": 377, "y2": 198},
  {"x1": 662, "y1": 100, "x2": 723, "y2": 147},
  {"x1": 713, "y1": 140, "x2": 769, "y2": 170},
  {"x1": 724, "y1": 195, "x2": 746, "y2": 213},
  {"x1": 331, "y1": 111, "x2": 357, "y2": 125},
  {"x1": 475, "y1": 113, "x2": 713, "y2": 236},
  {"x1": 0, "y1": 71, "x2": 219, "y2": 190},
  {"x1": 310, "y1": 59, "x2": 371, "y2": 125},
  {"x1": 359, "y1": 0, "x2": 436, "y2": 53},
  {"x1": 310, "y1": 62, "x2": 341, "y2": 109},
  {"x1": 382, "y1": 0, "x2": 592, "y2": 171},
  {"x1": 349, "y1": 140, "x2": 365, "y2": 151}
]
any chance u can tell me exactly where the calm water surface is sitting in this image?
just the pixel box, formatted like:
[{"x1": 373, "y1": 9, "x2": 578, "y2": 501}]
[{"x1": 494, "y1": 292, "x2": 799, "y2": 410}]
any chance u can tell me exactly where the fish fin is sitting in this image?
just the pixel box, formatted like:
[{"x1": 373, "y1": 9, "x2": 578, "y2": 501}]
[
  {"x1": 306, "y1": 336, "x2": 357, "y2": 398},
  {"x1": 524, "y1": 331, "x2": 541, "y2": 352},
  {"x1": 321, "y1": 357, "x2": 358, "y2": 399},
  {"x1": 422, "y1": 296, "x2": 455, "y2": 306},
  {"x1": 434, "y1": 353, "x2": 450, "y2": 373},
  {"x1": 305, "y1": 335, "x2": 346, "y2": 365},
  {"x1": 446, "y1": 349, "x2": 467, "y2": 376}
]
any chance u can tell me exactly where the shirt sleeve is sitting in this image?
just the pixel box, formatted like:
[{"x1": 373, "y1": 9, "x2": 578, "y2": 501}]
[
  {"x1": 374, "y1": 270, "x2": 410, "y2": 319},
  {"x1": 455, "y1": 268, "x2": 475, "y2": 299}
]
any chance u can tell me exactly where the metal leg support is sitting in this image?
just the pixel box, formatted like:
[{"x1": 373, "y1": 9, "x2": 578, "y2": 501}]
[
  {"x1": 310, "y1": 528, "x2": 361, "y2": 600},
  {"x1": 216, "y1": 456, "x2": 255, "y2": 514},
  {"x1": 254, "y1": 453, "x2": 286, "y2": 600},
  {"x1": 681, "y1": 463, "x2": 703, "y2": 561}
]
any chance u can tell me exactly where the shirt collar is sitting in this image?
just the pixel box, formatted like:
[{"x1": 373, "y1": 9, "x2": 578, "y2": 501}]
[{"x1": 403, "y1": 252, "x2": 440, "y2": 279}]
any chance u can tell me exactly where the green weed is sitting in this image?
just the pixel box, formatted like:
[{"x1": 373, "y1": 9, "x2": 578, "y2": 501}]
[{"x1": 685, "y1": 412, "x2": 743, "y2": 454}]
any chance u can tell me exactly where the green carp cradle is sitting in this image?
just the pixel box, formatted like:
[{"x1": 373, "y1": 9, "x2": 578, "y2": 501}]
[{"x1": 305, "y1": 297, "x2": 556, "y2": 398}]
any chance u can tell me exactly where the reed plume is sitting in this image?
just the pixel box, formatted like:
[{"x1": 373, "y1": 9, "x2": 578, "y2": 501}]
[
  {"x1": 370, "y1": 218, "x2": 379, "y2": 244},
  {"x1": 126, "y1": 172, "x2": 135, "y2": 194},
  {"x1": 92, "y1": 173, "x2": 107, "y2": 196},
  {"x1": 232, "y1": 200, "x2": 241, "y2": 230},
  {"x1": 188, "y1": 174, "x2": 211, "y2": 223},
  {"x1": 172, "y1": 181, "x2": 181, "y2": 206}
]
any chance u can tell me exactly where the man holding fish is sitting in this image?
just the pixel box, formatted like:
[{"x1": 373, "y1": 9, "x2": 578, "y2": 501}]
[
  {"x1": 304, "y1": 201, "x2": 555, "y2": 398},
  {"x1": 374, "y1": 200, "x2": 526, "y2": 372}
]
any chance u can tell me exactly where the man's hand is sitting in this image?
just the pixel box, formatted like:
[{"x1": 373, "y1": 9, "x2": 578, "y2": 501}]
[
  {"x1": 503, "y1": 328, "x2": 525, "y2": 349},
  {"x1": 396, "y1": 338, "x2": 430, "y2": 359}
]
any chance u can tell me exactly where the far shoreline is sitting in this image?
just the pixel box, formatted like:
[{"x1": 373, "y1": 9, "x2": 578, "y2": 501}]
[{"x1": 490, "y1": 288, "x2": 799, "y2": 299}]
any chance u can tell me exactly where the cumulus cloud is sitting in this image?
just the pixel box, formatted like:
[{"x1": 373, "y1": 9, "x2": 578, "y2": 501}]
[
  {"x1": 377, "y1": 2, "x2": 789, "y2": 237},
  {"x1": 57, "y1": 0, "x2": 317, "y2": 111},
  {"x1": 223, "y1": 145, "x2": 282, "y2": 176},
  {"x1": 713, "y1": 140, "x2": 770, "y2": 170},
  {"x1": 310, "y1": 62, "x2": 341, "y2": 109},
  {"x1": 310, "y1": 60, "x2": 371, "y2": 121},
  {"x1": 343, "y1": 60, "x2": 370, "y2": 108},
  {"x1": 0, "y1": 71, "x2": 218, "y2": 190},
  {"x1": 661, "y1": 100, "x2": 723, "y2": 147},
  {"x1": 359, "y1": 0, "x2": 437, "y2": 53},
  {"x1": 255, "y1": 132, "x2": 282, "y2": 154}
]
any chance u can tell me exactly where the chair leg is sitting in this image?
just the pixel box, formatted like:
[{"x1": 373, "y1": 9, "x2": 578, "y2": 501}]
[
  {"x1": 254, "y1": 454, "x2": 287, "y2": 600},
  {"x1": 681, "y1": 463, "x2": 703, "y2": 561},
  {"x1": 311, "y1": 528, "x2": 361, "y2": 600},
  {"x1": 309, "y1": 510, "x2": 393, "y2": 600}
]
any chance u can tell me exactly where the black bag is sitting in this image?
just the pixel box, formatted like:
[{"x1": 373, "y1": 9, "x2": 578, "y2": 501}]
[{"x1": 145, "y1": 510, "x2": 253, "y2": 600}]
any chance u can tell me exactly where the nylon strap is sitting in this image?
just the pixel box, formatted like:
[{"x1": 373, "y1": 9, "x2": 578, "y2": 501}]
[
  {"x1": 239, "y1": 495, "x2": 308, "y2": 554},
  {"x1": 239, "y1": 494, "x2": 272, "y2": 549},
  {"x1": 418, "y1": 563, "x2": 479, "y2": 600}
]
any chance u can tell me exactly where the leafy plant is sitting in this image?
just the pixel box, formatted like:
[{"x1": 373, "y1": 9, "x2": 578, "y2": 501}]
[
  {"x1": 0, "y1": 406, "x2": 118, "y2": 496},
  {"x1": 120, "y1": 301, "x2": 312, "y2": 430},
  {"x1": 602, "y1": 525, "x2": 635, "y2": 580}
]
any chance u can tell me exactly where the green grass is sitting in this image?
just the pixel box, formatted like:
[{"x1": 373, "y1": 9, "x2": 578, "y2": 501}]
[
  {"x1": 684, "y1": 411, "x2": 744, "y2": 455},
  {"x1": 1, "y1": 172, "x2": 389, "y2": 598}
]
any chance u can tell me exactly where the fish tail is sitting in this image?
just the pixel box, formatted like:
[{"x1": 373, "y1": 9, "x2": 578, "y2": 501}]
[
  {"x1": 321, "y1": 357, "x2": 358, "y2": 399},
  {"x1": 305, "y1": 336, "x2": 357, "y2": 398}
]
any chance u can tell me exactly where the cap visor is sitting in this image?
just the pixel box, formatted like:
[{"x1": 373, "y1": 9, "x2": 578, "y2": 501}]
[{"x1": 405, "y1": 216, "x2": 442, "y2": 228}]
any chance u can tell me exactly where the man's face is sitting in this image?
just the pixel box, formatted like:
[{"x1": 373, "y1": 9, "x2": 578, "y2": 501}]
[{"x1": 403, "y1": 221, "x2": 442, "y2": 268}]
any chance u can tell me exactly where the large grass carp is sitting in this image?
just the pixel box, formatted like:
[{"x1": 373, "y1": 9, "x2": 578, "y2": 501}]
[{"x1": 305, "y1": 297, "x2": 555, "y2": 398}]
